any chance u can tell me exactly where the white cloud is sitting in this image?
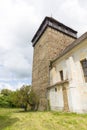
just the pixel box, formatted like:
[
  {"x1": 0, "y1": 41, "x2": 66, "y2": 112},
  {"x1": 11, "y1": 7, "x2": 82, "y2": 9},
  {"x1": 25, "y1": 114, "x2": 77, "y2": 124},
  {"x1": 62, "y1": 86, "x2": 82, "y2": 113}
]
[
  {"x1": 0, "y1": 81, "x2": 30, "y2": 91},
  {"x1": 0, "y1": 0, "x2": 34, "y2": 77},
  {"x1": 0, "y1": 82, "x2": 13, "y2": 91},
  {"x1": 58, "y1": 0, "x2": 87, "y2": 35},
  {"x1": 0, "y1": 0, "x2": 35, "y2": 89}
]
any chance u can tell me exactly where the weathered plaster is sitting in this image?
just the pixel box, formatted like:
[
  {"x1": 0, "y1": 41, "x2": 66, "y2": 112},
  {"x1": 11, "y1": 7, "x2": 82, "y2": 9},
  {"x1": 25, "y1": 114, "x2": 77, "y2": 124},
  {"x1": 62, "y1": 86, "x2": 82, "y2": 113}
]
[{"x1": 49, "y1": 39, "x2": 87, "y2": 113}]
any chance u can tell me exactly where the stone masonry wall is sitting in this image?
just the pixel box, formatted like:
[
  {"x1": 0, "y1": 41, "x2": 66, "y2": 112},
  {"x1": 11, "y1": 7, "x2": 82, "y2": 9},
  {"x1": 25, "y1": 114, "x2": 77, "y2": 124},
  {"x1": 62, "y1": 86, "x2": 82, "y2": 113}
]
[{"x1": 32, "y1": 27, "x2": 76, "y2": 110}]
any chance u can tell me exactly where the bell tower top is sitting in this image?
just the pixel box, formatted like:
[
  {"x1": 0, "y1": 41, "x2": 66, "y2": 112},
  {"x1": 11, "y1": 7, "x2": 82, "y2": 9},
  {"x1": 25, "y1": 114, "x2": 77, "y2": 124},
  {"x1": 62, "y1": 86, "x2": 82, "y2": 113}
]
[{"x1": 32, "y1": 16, "x2": 77, "y2": 47}]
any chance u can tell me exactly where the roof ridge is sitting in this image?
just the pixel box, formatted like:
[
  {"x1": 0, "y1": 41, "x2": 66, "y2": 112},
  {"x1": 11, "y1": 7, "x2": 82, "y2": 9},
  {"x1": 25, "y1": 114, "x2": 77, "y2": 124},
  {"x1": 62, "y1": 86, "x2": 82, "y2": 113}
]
[
  {"x1": 45, "y1": 16, "x2": 77, "y2": 33},
  {"x1": 32, "y1": 16, "x2": 77, "y2": 47}
]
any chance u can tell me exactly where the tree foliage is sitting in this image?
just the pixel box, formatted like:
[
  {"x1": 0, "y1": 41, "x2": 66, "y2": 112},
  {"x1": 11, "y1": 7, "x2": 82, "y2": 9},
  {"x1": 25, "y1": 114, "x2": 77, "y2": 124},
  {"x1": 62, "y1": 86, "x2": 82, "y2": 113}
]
[
  {"x1": 1, "y1": 89, "x2": 12, "y2": 96},
  {"x1": 0, "y1": 85, "x2": 39, "y2": 111},
  {"x1": 0, "y1": 89, "x2": 17, "y2": 108},
  {"x1": 15, "y1": 85, "x2": 39, "y2": 111}
]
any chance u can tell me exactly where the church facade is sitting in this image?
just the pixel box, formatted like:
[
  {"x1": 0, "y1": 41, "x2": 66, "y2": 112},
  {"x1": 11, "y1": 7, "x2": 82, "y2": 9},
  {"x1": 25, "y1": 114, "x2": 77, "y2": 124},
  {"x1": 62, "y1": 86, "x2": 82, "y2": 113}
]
[
  {"x1": 32, "y1": 17, "x2": 87, "y2": 113},
  {"x1": 48, "y1": 33, "x2": 87, "y2": 113}
]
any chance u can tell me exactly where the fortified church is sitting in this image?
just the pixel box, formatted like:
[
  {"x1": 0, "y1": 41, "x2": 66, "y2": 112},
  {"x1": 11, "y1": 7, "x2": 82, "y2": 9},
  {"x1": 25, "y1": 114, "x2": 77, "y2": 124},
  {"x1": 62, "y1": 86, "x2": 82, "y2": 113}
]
[{"x1": 32, "y1": 17, "x2": 87, "y2": 113}]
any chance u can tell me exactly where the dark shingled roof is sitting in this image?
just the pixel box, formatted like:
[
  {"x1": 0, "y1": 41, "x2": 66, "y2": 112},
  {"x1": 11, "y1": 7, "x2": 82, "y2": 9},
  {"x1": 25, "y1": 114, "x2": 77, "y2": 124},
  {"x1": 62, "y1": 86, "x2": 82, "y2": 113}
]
[
  {"x1": 52, "y1": 32, "x2": 87, "y2": 63},
  {"x1": 32, "y1": 16, "x2": 77, "y2": 47}
]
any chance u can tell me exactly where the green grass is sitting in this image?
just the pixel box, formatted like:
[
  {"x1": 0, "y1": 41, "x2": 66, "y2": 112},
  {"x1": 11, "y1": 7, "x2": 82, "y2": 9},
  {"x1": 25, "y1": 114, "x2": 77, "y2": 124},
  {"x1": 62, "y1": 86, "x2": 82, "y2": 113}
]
[{"x1": 0, "y1": 108, "x2": 87, "y2": 130}]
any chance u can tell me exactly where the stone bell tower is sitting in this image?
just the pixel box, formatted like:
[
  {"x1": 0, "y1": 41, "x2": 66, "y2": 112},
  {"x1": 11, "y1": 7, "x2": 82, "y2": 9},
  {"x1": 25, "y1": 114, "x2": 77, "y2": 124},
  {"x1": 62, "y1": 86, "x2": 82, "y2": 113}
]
[{"x1": 32, "y1": 17, "x2": 77, "y2": 110}]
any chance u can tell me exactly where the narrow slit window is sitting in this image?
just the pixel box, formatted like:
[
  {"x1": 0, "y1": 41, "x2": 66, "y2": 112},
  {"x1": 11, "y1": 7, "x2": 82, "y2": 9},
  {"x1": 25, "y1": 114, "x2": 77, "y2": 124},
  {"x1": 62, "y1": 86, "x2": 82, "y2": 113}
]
[
  {"x1": 55, "y1": 88, "x2": 57, "y2": 92},
  {"x1": 60, "y1": 70, "x2": 63, "y2": 81},
  {"x1": 81, "y1": 59, "x2": 87, "y2": 82}
]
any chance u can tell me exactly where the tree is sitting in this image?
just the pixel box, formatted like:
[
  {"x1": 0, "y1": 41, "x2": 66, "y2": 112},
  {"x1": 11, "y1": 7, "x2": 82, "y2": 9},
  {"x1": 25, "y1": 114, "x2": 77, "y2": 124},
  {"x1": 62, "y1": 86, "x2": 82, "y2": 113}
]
[
  {"x1": 15, "y1": 85, "x2": 39, "y2": 111},
  {"x1": 1, "y1": 89, "x2": 12, "y2": 96},
  {"x1": 29, "y1": 90, "x2": 39, "y2": 110},
  {"x1": 0, "y1": 94, "x2": 10, "y2": 107},
  {"x1": 18, "y1": 85, "x2": 31, "y2": 111},
  {"x1": 8, "y1": 91, "x2": 18, "y2": 108},
  {"x1": 0, "y1": 85, "x2": 39, "y2": 111}
]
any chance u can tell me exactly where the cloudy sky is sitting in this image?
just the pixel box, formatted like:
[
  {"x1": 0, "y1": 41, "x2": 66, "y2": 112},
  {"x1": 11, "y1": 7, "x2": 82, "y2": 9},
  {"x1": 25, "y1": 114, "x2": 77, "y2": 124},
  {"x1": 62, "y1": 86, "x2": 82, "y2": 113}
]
[{"x1": 0, "y1": 0, "x2": 87, "y2": 90}]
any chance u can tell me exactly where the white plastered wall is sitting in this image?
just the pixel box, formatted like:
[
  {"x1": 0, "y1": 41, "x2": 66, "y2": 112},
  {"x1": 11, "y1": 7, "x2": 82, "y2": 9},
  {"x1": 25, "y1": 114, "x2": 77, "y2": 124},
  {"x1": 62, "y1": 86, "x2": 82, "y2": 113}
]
[
  {"x1": 49, "y1": 86, "x2": 64, "y2": 111},
  {"x1": 49, "y1": 39, "x2": 87, "y2": 113}
]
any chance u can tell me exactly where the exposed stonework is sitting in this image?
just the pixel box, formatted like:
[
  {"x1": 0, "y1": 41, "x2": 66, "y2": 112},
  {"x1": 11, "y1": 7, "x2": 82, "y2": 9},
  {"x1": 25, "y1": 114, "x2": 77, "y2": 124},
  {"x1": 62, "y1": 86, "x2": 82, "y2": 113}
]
[
  {"x1": 62, "y1": 84, "x2": 69, "y2": 112},
  {"x1": 32, "y1": 17, "x2": 77, "y2": 110}
]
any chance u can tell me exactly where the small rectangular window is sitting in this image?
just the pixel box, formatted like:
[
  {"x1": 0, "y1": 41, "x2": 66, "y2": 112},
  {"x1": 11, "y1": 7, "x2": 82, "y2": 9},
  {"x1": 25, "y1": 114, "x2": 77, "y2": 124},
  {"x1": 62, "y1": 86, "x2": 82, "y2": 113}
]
[
  {"x1": 81, "y1": 59, "x2": 87, "y2": 82},
  {"x1": 59, "y1": 70, "x2": 63, "y2": 81},
  {"x1": 55, "y1": 88, "x2": 57, "y2": 92}
]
